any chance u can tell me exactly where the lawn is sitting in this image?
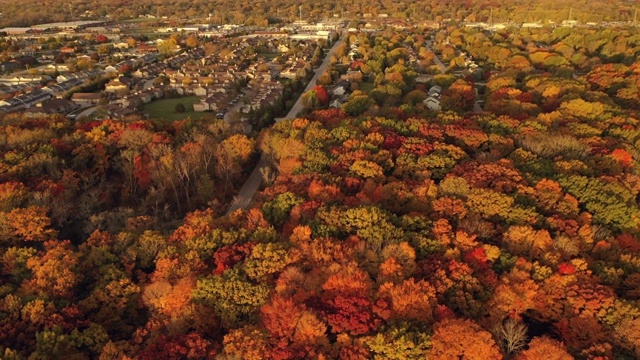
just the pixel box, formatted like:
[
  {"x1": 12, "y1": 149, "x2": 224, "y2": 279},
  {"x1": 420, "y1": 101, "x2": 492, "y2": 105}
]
[{"x1": 143, "y1": 96, "x2": 210, "y2": 121}]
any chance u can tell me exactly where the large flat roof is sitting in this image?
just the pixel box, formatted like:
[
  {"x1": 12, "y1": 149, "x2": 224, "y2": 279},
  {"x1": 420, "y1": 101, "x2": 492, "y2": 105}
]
[
  {"x1": 31, "y1": 21, "x2": 105, "y2": 30},
  {"x1": 0, "y1": 27, "x2": 32, "y2": 34}
]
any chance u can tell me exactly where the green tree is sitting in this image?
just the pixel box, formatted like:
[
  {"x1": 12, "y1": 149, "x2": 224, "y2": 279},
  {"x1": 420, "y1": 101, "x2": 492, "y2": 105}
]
[
  {"x1": 193, "y1": 269, "x2": 271, "y2": 328},
  {"x1": 342, "y1": 95, "x2": 373, "y2": 116}
]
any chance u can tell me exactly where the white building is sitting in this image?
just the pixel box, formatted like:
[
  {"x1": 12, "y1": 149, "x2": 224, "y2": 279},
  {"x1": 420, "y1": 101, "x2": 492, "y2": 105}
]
[{"x1": 423, "y1": 96, "x2": 441, "y2": 111}]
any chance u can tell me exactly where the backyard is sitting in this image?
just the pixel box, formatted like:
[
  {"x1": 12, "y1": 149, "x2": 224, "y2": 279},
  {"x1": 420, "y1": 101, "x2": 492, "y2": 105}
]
[{"x1": 143, "y1": 96, "x2": 210, "y2": 121}]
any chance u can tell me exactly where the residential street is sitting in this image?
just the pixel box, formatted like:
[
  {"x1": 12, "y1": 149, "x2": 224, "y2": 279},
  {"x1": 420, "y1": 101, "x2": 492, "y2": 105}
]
[
  {"x1": 429, "y1": 42, "x2": 483, "y2": 113},
  {"x1": 225, "y1": 154, "x2": 267, "y2": 215},
  {"x1": 75, "y1": 105, "x2": 99, "y2": 119},
  {"x1": 143, "y1": 77, "x2": 158, "y2": 90},
  {"x1": 432, "y1": 53, "x2": 448, "y2": 73},
  {"x1": 282, "y1": 34, "x2": 346, "y2": 121},
  {"x1": 223, "y1": 91, "x2": 249, "y2": 122},
  {"x1": 225, "y1": 33, "x2": 347, "y2": 215}
]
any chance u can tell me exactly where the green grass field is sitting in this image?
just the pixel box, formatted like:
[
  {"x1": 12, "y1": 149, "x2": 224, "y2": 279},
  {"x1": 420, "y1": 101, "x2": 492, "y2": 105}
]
[{"x1": 143, "y1": 96, "x2": 210, "y2": 121}]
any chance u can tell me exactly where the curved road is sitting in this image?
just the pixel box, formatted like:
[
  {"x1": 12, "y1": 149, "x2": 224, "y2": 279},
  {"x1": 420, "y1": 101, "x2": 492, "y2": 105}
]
[
  {"x1": 76, "y1": 105, "x2": 99, "y2": 119},
  {"x1": 225, "y1": 33, "x2": 347, "y2": 215}
]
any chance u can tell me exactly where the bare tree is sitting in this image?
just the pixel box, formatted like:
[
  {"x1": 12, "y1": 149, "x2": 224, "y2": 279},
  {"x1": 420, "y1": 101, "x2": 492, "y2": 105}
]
[
  {"x1": 493, "y1": 318, "x2": 528, "y2": 356},
  {"x1": 260, "y1": 165, "x2": 277, "y2": 186}
]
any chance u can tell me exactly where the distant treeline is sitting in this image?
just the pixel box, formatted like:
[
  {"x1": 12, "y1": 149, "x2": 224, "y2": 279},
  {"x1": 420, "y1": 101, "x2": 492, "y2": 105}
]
[{"x1": 0, "y1": 0, "x2": 637, "y2": 28}]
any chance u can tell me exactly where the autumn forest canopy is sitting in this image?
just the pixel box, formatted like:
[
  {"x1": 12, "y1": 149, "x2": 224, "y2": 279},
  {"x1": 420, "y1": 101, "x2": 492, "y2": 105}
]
[{"x1": 3, "y1": 2, "x2": 640, "y2": 359}]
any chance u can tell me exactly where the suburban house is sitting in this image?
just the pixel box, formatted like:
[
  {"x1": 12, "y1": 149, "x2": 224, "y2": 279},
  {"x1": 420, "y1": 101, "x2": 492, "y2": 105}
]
[
  {"x1": 0, "y1": 89, "x2": 52, "y2": 112},
  {"x1": 104, "y1": 77, "x2": 130, "y2": 94},
  {"x1": 46, "y1": 64, "x2": 71, "y2": 72},
  {"x1": 114, "y1": 42, "x2": 129, "y2": 50},
  {"x1": 424, "y1": 85, "x2": 443, "y2": 111},
  {"x1": 104, "y1": 65, "x2": 119, "y2": 75},
  {"x1": 0, "y1": 75, "x2": 46, "y2": 85},
  {"x1": 0, "y1": 62, "x2": 20, "y2": 73},
  {"x1": 278, "y1": 44, "x2": 291, "y2": 53},
  {"x1": 105, "y1": 104, "x2": 136, "y2": 119},
  {"x1": 428, "y1": 85, "x2": 442, "y2": 98},
  {"x1": 59, "y1": 47, "x2": 76, "y2": 54},
  {"x1": 330, "y1": 98, "x2": 344, "y2": 108},
  {"x1": 241, "y1": 83, "x2": 283, "y2": 113},
  {"x1": 193, "y1": 94, "x2": 227, "y2": 112},
  {"x1": 136, "y1": 44, "x2": 158, "y2": 53},
  {"x1": 0, "y1": 83, "x2": 30, "y2": 98},
  {"x1": 42, "y1": 78, "x2": 84, "y2": 98},
  {"x1": 71, "y1": 92, "x2": 102, "y2": 106},
  {"x1": 24, "y1": 98, "x2": 77, "y2": 117},
  {"x1": 415, "y1": 74, "x2": 433, "y2": 84},
  {"x1": 280, "y1": 66, "x2": 302, "y2": 80},
  {"x1": 330, "y1": 84, "x2": 347, "y2": 97},
  {"x1": 423, "y1": 96, "x2": 441, "y2": 111}
]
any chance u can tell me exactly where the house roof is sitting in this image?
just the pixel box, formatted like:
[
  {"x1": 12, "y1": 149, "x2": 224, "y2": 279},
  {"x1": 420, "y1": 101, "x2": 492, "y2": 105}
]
[{"x1": 71, "y1": 92, "x2": 102, "y2": 100}]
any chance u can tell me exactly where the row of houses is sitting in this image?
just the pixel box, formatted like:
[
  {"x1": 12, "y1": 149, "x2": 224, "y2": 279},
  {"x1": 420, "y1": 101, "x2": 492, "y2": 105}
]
[
  {"x1": 0, "y1": 89, "x2": 52, "y2": 112},
  {"x1": 0, "y1": 55, "x2": 147, "y2": 114},
  {"x1": 23, "y1": 98, "x2": 79, "y2": 117},
  {"x1": 114, "y1": 53, "x2": 159, "y2": 73},
  {"x1": 0, "y1": 83, "x2": 32, "y2": 98},
  {"x1": 101, "y1": 48, "x2": 211, "y2": 119},
  {"x1": 240, "y1": 82, "x2": 284, "y2": 113},
  {"x1": 193, "y1": 92, "x2": 233, "y2": 112},
  {"x1": 0, "y1": 75, "x2": 49, "y2": 85}
]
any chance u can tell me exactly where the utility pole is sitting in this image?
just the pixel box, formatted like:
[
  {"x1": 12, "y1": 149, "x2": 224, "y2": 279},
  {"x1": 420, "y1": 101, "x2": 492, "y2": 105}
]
[
  {"x1": 299, "y1": 6, "x2": 302, "y2": 22},
  {"x1": 489, "y1": 7, "x2": 493, "y2": 24},
  {"x1": 634, "y1": 8, "x2": 638, "y2": 26}
]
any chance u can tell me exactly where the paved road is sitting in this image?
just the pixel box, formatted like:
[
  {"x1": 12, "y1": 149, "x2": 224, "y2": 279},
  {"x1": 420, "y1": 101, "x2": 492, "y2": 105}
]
[
  {"x1": 281, "y1": 34, "x2": 347, "y2": 121},
  {"x1": 225, "y1": 33, "x2": 347, "y2": 215},
  {"x1": 432, "y1": 55, "x2": 448, "y2": 74},
  {"x1": 224, "y1": 91, "x2": 249, "y2": 122},
  {"x1": 225, "y1": 155, "x2": 267, "y2": 215},
  {"x1": 76, "y1": 105, "x2": 99, "y2": 119},
  {"x1": 143, "y1": 77, "x2": 158, "y2": 90},
  {"x1": 428, "y1": 41, "x2": 448, "y2": 74}
]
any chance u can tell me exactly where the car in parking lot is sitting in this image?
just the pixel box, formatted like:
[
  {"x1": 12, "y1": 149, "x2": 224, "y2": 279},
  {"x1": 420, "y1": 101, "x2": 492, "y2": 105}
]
[{"x1": 216, "y1": 112, "x2": 225, "y2": 119}]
